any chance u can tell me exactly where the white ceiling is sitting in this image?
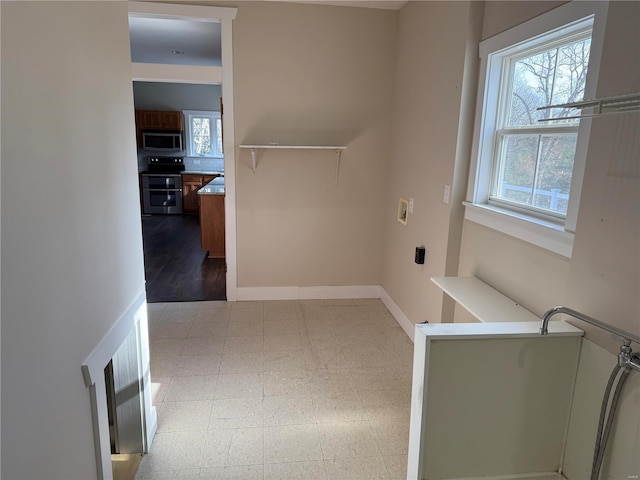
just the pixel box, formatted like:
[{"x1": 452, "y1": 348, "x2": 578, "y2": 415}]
[
  {"x1": 129, "y1": 16, "x2": 222, "y2": 66},
  {"x1": 128, "y1": 1, "x2": 406, "y2": 66}
]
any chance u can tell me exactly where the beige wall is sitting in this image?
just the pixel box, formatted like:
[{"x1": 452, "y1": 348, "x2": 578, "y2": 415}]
[
  {"x1": 563, "y1": 0, "x2": 640, "y2": 348},
  {"x1": 3, "y1": 1, "x2": 636, "y2": 478},
  {"x1": 232, "y1": 2, "x2": 396, "y2": 287},
  {"x1": 381, "y1": 1, "x2": 481, "y2": 324},
  {"x1": 456, "y1": 1, "x2": 640, "y2": 476},
  {"x1": 1, "y1": 2, "x2": 145, "y2": 478},
  {"x1": 458, "y1": 0, "x2": 639, "y2": 354},
  {"x1": 456, "y1": 0, "x2": 576, "y2": 322},
  {"x1": 458, "y1": 221, "x2": 572, "y2": 317},
  {"x1": 481, "y1": 0, "x2": 567, "y2": 39}
]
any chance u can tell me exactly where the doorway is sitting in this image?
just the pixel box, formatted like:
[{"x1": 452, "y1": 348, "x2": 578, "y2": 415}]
[
  {"x1": 128, "y1": 1, "x2": 238, "y2": 303},
  {"x1": 84, "y1": 5, "x2": 238, "y2": 479},
  {"x1": 133, "y1": 81, "x2": 227, "y2": 302}
]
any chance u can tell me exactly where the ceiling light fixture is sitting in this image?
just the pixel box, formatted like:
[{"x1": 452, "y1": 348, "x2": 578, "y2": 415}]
[{"x1": 171, "y1": 50, "x2": 185, "y2": 55}]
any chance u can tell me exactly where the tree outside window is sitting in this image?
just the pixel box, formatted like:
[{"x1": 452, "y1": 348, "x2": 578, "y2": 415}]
[{"x1": 492, "y1": 33, "x2": 591, "y2": 217}]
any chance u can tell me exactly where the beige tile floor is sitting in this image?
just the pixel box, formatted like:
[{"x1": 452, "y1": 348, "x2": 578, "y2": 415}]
[{"x1": 136, "y1": 299, "x2": 414, "y2": 480}]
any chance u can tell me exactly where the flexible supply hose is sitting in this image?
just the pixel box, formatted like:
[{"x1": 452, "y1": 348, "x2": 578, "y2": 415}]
[
  {"x1": 591, "y1": 364, "x2": 621, "y2": 477},
  {"x1": 595, "y1": 368, "x2": 630, "y2": 476},
  {"x1": 590, "y1": 364, "x2": 631, "y2": 480}
]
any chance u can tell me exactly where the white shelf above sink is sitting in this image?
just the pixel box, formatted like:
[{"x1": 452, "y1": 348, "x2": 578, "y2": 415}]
[
  {"x1": 239, "y1": 144, "x2": 347, "y2": 184},
  {"x1": 432, "y1": 276, "x2": 542, "y2": 323}
]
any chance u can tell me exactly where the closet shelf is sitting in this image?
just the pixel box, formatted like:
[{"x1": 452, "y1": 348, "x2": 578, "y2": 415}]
[{"x1": 239, "y1": 144, "x2": 347, "y2": 185}]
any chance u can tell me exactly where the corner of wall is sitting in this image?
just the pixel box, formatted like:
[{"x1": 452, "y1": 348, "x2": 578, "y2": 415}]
[{"x1": 441, "y1": 0, "x2": 486, "y2": 323}]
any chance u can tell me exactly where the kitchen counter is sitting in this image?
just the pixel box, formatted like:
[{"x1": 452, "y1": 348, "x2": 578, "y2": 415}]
[
  {"x1": 182, "y1": 170, "x2": 224, "y2": 175},
  {"x1": 197, "y1": 176, "x2": 225, "y2": 195}
]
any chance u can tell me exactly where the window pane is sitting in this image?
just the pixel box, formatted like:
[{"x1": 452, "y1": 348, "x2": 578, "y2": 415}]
[
  {"x1": 192, "y1": 117, "x2": 212, "y2": 155},
  {"x1": 507, "y1": 37, "x2": 590, "y2": 127},
  {"x1": 509, "y1": 53, "x2": 557, "y2": 126},
  {"x1": 494, "y1": 135, "x2": 538, "y2": 205},
  {"x1": 550, "y1": 38, "x2": 591, "y2": 108},
  {"x1": 494, "y1": 134, "x2": 576, "y2": 215},
  {"x1": 534, "y1": 134, "x2": 576, "y2": 214},
  {"x1": 216, "y1": 118, "x2": 222, "y2": 154}
]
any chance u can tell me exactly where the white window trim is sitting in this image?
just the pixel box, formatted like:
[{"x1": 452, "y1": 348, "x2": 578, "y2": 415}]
[
  {"x1": 463, "y1": 201, "x2": 575, "y2": 257},
  {"x1": 466, "y1": 1, "x2": 609, "y2": 258},
  {"x1": 183, "y1": 110, "x2": 223, "y2": 158}
]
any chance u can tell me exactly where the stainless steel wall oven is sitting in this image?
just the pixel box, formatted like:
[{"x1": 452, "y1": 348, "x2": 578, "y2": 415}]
[
  {"x1": 140, "y1": 156, "x2": 185, "y2": 214},
  {"x1": 141, "y1": 173, "x2": 183, "y2": 214}
]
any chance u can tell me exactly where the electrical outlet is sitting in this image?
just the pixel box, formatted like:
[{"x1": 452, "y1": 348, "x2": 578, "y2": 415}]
[
  {"x1": 409, "y1": 198, "x2": 414, "y2": 213},
  {"x1": 443, "y1": 184, "x2": 451, "y2": 204}
]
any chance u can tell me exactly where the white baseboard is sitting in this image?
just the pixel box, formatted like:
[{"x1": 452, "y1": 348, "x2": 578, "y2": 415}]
[
  {"x1": 236, "y1": 284, "x2": 415, "y2": 342},
  {"x1": 380, "y1": 289, "x2": 416, "y2": 342}
]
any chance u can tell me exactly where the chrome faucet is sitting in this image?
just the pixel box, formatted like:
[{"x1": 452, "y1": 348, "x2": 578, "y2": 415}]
[{"x1": 540, "y1": 306, "x2": 640, "y2": 373}]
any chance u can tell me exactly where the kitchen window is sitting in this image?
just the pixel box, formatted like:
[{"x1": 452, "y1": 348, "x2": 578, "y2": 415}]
[
  {"x1": 184, "y1": 110, "x2": 223, "y2": 158},
  {"x1": 465, "y1": 1, "x2": 608, "y2": 257}
]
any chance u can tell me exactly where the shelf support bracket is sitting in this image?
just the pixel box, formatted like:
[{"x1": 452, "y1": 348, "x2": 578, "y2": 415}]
[
  {"x1": 335, "y1": 150, "x2": 342, "y2": 185},
  {"x1": 250, "y1": 148, "x2": 257, "y2": 173}
]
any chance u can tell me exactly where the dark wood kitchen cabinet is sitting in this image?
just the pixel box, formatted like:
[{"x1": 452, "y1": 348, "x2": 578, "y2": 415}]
[
  {"x1": 136, "y1": 110, "x2": 183, "y2": 130},
  {"x1": 182, "y1": 174, "x2": 219, "y2": 214},
  {"x1": 182, "y1": 177, "x2": 202, "y2": 214},
  {"x1": 200, "y1": 194, "x2": 225, "y2": 258},
  {"x1": 135, "y1": 110, "x2": 184, "y2": 147}
]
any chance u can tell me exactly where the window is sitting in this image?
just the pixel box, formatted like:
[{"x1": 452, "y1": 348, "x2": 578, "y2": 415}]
[
  {"x1": 466, "y1": 2, "x2": 608, "y2": 257},
  {"x1": 491, "y1": 31, "x2": 590, "y2": 219},
  {"x1": 184, "y1": 110, "x2": 223, "y2": 158}
]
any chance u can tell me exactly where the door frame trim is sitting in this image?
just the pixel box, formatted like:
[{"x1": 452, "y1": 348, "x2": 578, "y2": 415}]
[{"x1": 128, "y1": 1, "x2": 239, "y2": 301}]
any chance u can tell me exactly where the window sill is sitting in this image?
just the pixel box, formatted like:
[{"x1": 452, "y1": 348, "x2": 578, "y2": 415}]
[{"x1": 463, "y1": 202, "x2": 574, "y2": 258}]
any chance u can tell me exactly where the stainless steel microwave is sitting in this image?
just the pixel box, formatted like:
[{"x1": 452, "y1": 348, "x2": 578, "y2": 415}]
[{"x1": 142, "y1": 131, "x2": 183, "y2": 151}]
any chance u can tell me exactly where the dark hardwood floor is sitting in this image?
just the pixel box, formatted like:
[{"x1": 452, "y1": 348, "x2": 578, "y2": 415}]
[{"x1": 141, "y1": 214, "x2": 226, "y2": 303}]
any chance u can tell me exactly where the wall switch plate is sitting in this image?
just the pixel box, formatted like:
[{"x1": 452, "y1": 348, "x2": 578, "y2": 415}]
[
  {"x1": 409, "y1": 197, "x2": 414, "y2": 213},
  {"x1": 443, "y1": 184, "x2": 451, "y2": 204}
]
